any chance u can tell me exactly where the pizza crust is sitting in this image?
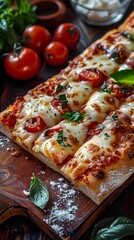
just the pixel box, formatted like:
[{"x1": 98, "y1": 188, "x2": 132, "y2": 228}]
[{"x1": 76, "y1": 171, "x2": 133, "y2": 205}]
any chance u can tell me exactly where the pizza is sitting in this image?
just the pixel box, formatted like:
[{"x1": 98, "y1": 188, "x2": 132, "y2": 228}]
[{"x1": 0, "y1": 12, "x2": 134, "y2": 205}]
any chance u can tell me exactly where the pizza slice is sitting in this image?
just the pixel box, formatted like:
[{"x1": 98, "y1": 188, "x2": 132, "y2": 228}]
[
  {"x1": 33, "y1": 76, "x2": 133, "y2": 166},
  {"x1": 61, "y1": 94, "x2": 134, "y2": 205}
]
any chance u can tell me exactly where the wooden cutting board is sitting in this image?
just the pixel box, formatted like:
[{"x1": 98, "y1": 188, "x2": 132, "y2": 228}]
[{"x1": 0, "y1": 133, "x2": 134, "y2": 240}]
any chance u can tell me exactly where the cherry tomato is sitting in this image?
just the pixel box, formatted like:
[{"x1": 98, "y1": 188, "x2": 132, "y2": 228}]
[
  {"x1": 25, "y1": 116, "x2": 46, "y2": 133},
  {"x1": 79, "y1": 68, "x2": 106, "y2": 88},
  {"x1": 4, "y1": 47, "x2": 41, "y2": 80},
  {"x1": 44, "y1": 41, "x2": 69, "y2": 66},
  {"x1": 51, "y1": 97, "x2": 70, "y2": 114},
  {"x1": 23, "y1": 25, "x2": 52, "y2": 55},
  {"x1": 12, "y1": 97, "x2": 24, "y2": 114},
  {"x1": 54, "y1": 23, "x2": 80, "y2": 49}
]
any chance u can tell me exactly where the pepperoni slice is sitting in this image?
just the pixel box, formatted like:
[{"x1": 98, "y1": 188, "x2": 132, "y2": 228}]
[
  {"x1": 25, "y1": 116, "x2": 46, "y2": 133},
  {"x1": 79, "y1": 68, "x2": 106, "y2": 88}
]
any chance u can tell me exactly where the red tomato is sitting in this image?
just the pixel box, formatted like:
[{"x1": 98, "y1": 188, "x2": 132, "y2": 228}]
[
  {"x1": 54, "y1": 23, "x2": 80, "y2": 49},
  {"x1": 23, "y1": 25, "x2": 52, "y2": 55},
  {"x1": 44, "y1": 41, "x2": 69, "y2": 66},
  {"x1": 4, "y1": 47, "x2": 41, "y2": 80},
  {"x1": 12, "y1": 97, "x2": 24, "y2": 114},
  {"x1": 51, "y1": 97, "x2": 70, "y2": 114},
  {"x1": 79, "y1": 68, "x2": 106, "y2": 88},
  {"x1": 2, "y1": 112, "x2": 16, "y2": 128},
  {"x1": 25, "y1": 116, "x2": 46, "y2": 133}
]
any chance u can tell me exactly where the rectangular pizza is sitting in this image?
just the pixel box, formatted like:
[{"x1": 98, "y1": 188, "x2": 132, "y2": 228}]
[{"x1": 0, "y1": 12, "x2": 134, "y2": 205}]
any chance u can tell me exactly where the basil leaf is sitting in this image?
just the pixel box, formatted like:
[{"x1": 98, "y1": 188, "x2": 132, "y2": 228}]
[
  {"x1": 110, "y1": 69, "x2": 134, "y2": 86},
  {"x1": 110, "y1": 49, "x2": 120, "y2": 64},
  {"x1": 30, "y1": 174, "x2": 49, "y2": 209},
  {"x1": 101, "y1": 82, "x2": 112, "y2": 94},
  {"x1": 56, "y1": 84, "x2": 66, "y2": 93},
  {"x1": 59, "y1": 94, "x2": 68, "y2": 109},
  {"x1": 0, "y1": 0, "x2": 9, "y2": 10},
  {"x1": 90, "y1": 217, "x2": 134, "y2": 240},
  {"x1": 122, "y1": 31, "x2": 134, "y2": 42},
  {"x1": 57, "y1": 130, "x2": 66, "y2": 147},
  {"x1": 62, "y1": 111, "x2": 86, "y2": 122},
  {"x1": 0, "y1": 0, "x2": 36, "y2": 52},
  {"x1": 111, "y1": 113, "x2": 118, "y2": 121}
]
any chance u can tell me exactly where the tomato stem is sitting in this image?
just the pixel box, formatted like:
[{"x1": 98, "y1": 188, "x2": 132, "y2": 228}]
[
  {"x1": 67, "y1": 27, "x2": 75, "y2": 36},
  {"x1": 13, "y1": 42, "x2": 22, "y2": 56}
]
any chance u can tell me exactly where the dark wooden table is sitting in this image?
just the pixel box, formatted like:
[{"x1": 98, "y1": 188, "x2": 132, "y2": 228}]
[{"x1": 0, "y1": 1, "x2": 134, "y2": 239}]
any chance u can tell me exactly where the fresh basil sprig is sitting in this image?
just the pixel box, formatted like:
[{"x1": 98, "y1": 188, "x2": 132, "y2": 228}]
[
  {"x1": 62, "y1": 111, "x2": 86, "y2": 122},
  {"x1": 0, "y1": 0, "x2": 36, "y2": 52},
  {"x1": 90, "y1": 216, "x2": 134, "y2": 240},
  {"x1": 30, "y1": 173, "x2": 49, "y2": 209},
  {"x1": 110, "y1": 69, "x2": 134, "y2": 86}
]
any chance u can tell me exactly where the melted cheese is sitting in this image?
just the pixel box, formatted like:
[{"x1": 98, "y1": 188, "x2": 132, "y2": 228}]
[
  {"x1": 120, "y1": 101, "x2": 134, "y2": 122},
  {"x1": 115, "y1": 36, "x2": 134, "y2": 52},
  {"x1": 84, "y1": 91, "x2": 120, "y2": 122},
  {"x1": 61, "y1": 122, "x2": 115, "y2": 180},
  {"x1": 33, "y1": 121, "x2": 88, "y2": 164},
  {"x1": 12, "y1": 95, "x2": 61, "y2": 149},
  {"x1": 68, "y1": 54, "x2": 119, "y2": 80},
  {"x1": 66, "y1": 81, "x2": 93, "y2": 110},
  {"x1": 33, "y1": 88, "x2": 122, "y2": 163},
  {"x1": 22, "y1": 95, "x2": 61, "y2": 127},
  {"x1": 61, "y1": 96, "x2": 134, "y2": 179}
]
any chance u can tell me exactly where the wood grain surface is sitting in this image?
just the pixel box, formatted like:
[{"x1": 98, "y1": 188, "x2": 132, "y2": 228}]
[{"x1": 0, "y1": 0, "x2": 134, "y2": 240}]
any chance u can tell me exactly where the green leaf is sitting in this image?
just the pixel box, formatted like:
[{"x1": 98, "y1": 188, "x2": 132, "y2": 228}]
[
  {"x1": 0, "y1": 0, "x2": 9, "y2": 10},
  {"x1": 90, "y1": 217, "x2": 134, "y2": 240},
  {"x1": 57, "y1": 130, "x2": 66, "y2": 147},
  {"x1": 62, "y1": 111, "x2": 86, "y2": 122},
  {"x1": 0, "y1": 38, "x2": 4, "y2": 51},
  {"x1": 110, "y1": 49, "x2": 120, "y2": 64},
  {"x1": 110, "y1": 69, "x2": 134, "y2": 86},
  {"x1": 59, "y1": 94, "x2": 68, "y2": 109},
  {"x1": 101, "y1": 82, "x2": 112, "y2": 94},
  {"x1": 111, "y1": 113, "x2": 118, "y2": 121},
  {"x1": 0, "y1": 0, "x2": 36, "y2": 52},
  {"x1": 56, "y1": 84, "x2": 66, "y2": 93},
  {"x1": 30, "y1": 174, "x2": 49, "y2": 209}
]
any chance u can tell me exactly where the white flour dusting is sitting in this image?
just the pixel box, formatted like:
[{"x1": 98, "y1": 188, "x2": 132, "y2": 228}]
[
  {"x1": 0, "y1": 135, "x2": 10, "y2": 148},
  {"x1": 43, "y1": 177, "x2": 80, "y2": 236}
]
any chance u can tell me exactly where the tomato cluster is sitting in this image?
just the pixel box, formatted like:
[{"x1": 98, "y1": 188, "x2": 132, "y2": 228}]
[{"x1": 4, "y1": 23, "x2": 80, "y2": 81}]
